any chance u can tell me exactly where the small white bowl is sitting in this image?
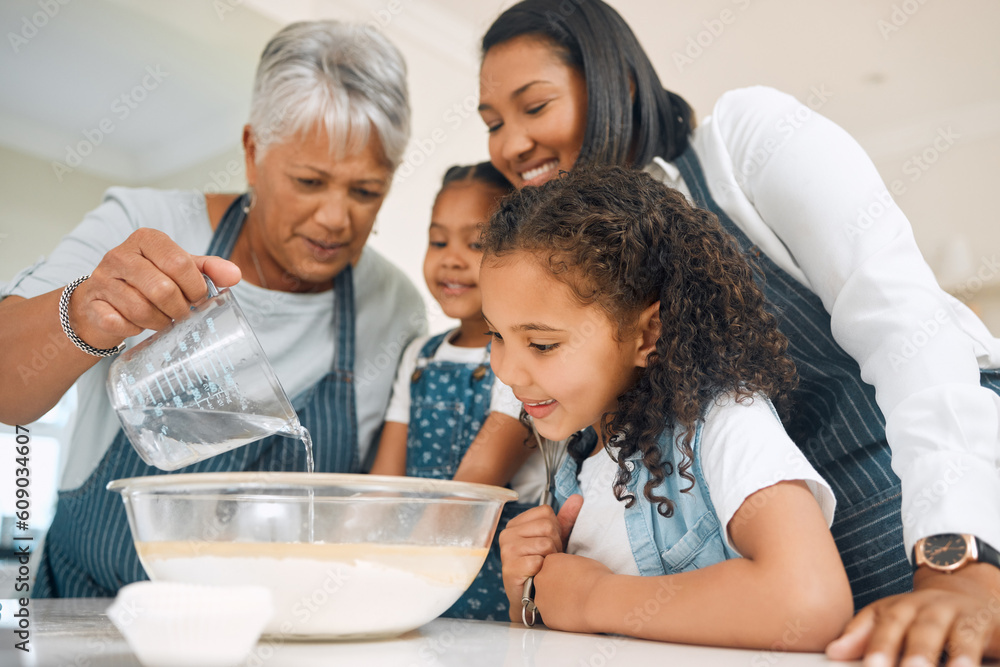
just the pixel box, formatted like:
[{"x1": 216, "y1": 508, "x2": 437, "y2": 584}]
[{"x1": 107, "y1": 581, "x2": 273, "y2": 667}]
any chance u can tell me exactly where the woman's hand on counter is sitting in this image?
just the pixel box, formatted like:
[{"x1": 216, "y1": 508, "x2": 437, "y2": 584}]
[{"x1": 826, "y1": 563, "x2": 1000, "y2": 666}]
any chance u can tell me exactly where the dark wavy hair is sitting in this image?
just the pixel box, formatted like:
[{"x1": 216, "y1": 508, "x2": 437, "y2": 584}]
[
  {"x1": 440, "y1": 160, "x2": 513, "y2": 193},
  {"x1": 480, "y1": 166, "x2": 797, "y2": 517},
  {"x1": 482, "y1": 0, "x2": 694, "y2": 166}
]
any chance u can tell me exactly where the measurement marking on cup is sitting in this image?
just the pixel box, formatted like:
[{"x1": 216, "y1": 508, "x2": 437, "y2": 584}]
[
  {"x1": 197, "y1": 357, "x2": 213, "y2": 383},
  {"x1": 180, "y1": 357, "x2": 196, "y2": 387},
  {"x1": 146, "y1": 385, "x2": 157, "y2": 404},
  {"x1": 206, "y1": 354, "x2": 221, "y2": 378},
  {"x1": 217, "y1": 338, "x2": 236, "y2": 371},
  {"x1": 211, "y1": 350, "x2": 229, "y2": 376},
  {"x1": 172, "y1": 367, "x2": 186, "y2": 393},
  {"x1": 154, "y1": 377, "x2": 168, "y2": 402},
  {"x1": 162, "y1": 371, "x2": 176, "y2": 396}
]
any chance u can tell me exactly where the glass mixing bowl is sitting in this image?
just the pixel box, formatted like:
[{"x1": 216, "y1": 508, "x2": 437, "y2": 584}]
[{"x1": 107, "y1": 472, "x2": 518, "y2": 640}]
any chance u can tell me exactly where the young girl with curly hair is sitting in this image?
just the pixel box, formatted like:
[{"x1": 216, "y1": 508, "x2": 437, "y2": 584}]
[{"x1": 480, "y1": 165, "x2": 853, "y2": 649}]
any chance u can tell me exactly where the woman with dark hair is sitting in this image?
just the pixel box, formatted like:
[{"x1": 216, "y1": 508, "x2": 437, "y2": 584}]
[{"x1": 478, "y1": 1, "x2": 1000, "y2": 664}]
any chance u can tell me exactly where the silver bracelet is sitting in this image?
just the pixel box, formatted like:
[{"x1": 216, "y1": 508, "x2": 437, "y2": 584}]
[{"x1": 59, "y1": 275, "x2": 126, "y2": 357}]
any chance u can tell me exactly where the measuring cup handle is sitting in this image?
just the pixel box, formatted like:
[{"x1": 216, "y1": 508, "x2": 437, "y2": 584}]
[
  {"x1": 202, "y1": 275, "x2": 220, "y2": 299},
  {"x1": 188, "y1": 275, "x2": 221, "y2": 311}
]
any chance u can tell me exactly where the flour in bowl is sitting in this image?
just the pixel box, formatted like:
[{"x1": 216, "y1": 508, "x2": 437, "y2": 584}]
[{"x1": 135, "y1": 541, "x2": 488, "y2": 639}]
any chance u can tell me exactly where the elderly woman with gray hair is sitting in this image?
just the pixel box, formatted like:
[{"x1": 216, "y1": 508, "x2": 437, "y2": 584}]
[{"x1": 0, "y1": 21, "x2": 425, "y2": 597}]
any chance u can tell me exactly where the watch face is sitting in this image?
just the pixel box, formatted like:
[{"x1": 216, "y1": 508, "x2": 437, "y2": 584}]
[{"x1": 922, "y1": 533, "x2": 970, "y2": 567}]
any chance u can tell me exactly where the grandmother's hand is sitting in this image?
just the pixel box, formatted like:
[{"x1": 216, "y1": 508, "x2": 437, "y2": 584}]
[
  {"x1": 499, "y1": 494, "x2": 583, "y2": 622},
  {"x1": 69, "y1": 228, "x2": 241, "y2": 349},
  {"x1": 826, "y1": 564, "x2": 1000, "y2": 666}
]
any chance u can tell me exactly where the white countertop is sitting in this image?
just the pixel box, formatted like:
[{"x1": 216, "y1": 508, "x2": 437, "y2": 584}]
[{"x1": 0, "y1": 598, "x2": 856, "y2": 666}]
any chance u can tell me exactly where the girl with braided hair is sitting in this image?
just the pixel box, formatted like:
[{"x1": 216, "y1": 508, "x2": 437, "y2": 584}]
[{"x1": 481, "y1": 165, "x2": 852, "y2": 648}]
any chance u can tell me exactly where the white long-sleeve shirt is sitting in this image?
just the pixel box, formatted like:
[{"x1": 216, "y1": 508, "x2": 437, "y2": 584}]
[{"x1": 657, "y1": 86, "x2": 1000, "y2": 557}]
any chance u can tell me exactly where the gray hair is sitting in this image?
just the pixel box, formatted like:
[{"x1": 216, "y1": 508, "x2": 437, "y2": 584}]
[{"x1": 248, "y1": 21, "x2": 410, "y2": 169}]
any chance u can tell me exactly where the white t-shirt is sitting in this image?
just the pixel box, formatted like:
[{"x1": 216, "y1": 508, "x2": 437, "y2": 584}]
[
  {"x1": 1, "y1": 187, "x2": 426, "y2": 489},
  {"x1": 655, "y1": 86, "x2": 1000, "y2": 555},
  {"x1": 383, "y1": 330, "x2": 546, "y2": 503},
  {"x1": 567, "y1": 394, "x2": 836, "y2": 575}
]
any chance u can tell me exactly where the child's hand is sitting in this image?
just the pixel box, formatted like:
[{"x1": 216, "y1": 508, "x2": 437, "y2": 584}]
[
  {"x1": 533, "y1": 552, "x2": 613, "y2": 633},
  {"x1": 499, "y1": 494, "x2": 583, "y2": 621}
]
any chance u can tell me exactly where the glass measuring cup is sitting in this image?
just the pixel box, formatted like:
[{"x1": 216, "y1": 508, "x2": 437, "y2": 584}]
[{"x1": 106, "y1": 277, "x2": 303, "y2": 471}]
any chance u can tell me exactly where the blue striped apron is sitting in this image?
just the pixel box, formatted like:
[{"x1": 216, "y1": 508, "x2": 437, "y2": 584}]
[
  {"x1": 674, "y1": 147, "x2": 1000, "y2": 608},
  {"x1": 34, "y1": 194, "x2": 359, "y2": 598}
]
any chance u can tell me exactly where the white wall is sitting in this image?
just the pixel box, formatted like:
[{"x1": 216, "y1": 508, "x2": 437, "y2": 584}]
[
  {"x1": 2, "y1": 1, "x2": 997, "y2": 336},
  {"x1": 0, "y1": 145, "x2": 116, "y2": 285}
]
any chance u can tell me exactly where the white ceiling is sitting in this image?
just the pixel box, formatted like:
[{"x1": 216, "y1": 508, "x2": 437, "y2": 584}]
[
  {"x1": 3, "y1": 0, "x2": 997, "y2": 180},
  {"x1": 1, "y1": 0, "x2": 998, "y2": 292}
]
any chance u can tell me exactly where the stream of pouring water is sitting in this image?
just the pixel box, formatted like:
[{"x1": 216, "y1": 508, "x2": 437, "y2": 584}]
[
  {"x1": 125, "y1": 408, "x2": 318, "y2": 541},
  {"x1": 285, "y1": 423, "x2": 315, "y2": 543}
]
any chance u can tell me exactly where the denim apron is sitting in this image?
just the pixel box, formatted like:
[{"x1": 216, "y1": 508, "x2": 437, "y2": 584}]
[
  {"x1": 554, "y1": 423, "x2": 741, "y2": 576},
  {"x1": 673, "y1": 147, "x2": 1000, "y2": 608},
  {"x1": 34, "y1": 194, "x2": 359, "y2": 598},
  {"x1": 406, "y1": 331, "x2": 533, "y2": 620}
]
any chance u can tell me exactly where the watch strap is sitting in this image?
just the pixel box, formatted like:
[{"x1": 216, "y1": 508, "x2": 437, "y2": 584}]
[{"x1": 974, "y1": 537, "x2": 1000, "y2": 571}]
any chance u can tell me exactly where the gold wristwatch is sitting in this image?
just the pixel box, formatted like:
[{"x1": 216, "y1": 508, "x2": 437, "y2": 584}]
[{"x1": 913, "y1": 533, "x2": 1000, "y2": 573}]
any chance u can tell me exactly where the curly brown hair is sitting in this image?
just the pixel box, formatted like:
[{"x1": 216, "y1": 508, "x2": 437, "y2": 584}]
[{"x1": 480, "y1": 165, "x2": 798, "y2": 517}]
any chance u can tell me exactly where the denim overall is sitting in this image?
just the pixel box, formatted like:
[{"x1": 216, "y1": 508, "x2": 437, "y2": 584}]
[
  {"x1": 673, "y1": 147, "x2": 1000, "y2": 608},
  {"x1": 554, "y1": 422, "x2": 741, "y2": 576},
  {"x1": 34, "y1": 194, "x2": 360, "y2": 598},
  {"x1": 407, "y1": 332, "x2": 534, "y2": 620}
]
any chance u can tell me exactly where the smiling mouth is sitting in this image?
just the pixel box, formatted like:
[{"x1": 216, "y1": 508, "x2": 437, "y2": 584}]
[
  {"x1": 519, "y1": 160, "x2": 559, "y2": 184},
  {"x1": 306, "y1": 238, "x2": 345, "y2": 251},
  {"x1": 522, "y1": 398, "x2": 555, "y2": 407},
  {"x1": 441, "y1": 281, "x2": 474, "y2": 290}
]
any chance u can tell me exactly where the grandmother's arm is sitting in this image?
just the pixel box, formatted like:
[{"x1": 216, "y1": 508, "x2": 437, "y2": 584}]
[{"x1": 0, "y1": 230, "x2": 239, "y2": 424}]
